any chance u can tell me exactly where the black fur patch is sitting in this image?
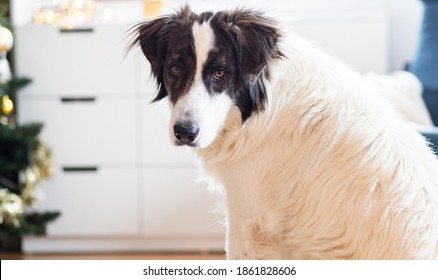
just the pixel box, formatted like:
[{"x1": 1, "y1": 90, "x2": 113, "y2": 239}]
[
  {"x1": 128, "y1": 6, "x2": 197, "y2": 102},
  {"x1": 210, "y1": 9, "x2": 283, "y2": 121}
]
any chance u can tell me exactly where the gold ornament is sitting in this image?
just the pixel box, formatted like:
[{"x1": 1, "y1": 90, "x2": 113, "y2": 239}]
[
  {"x1": 34, "y1": 144, "x2": 53, "y2": 180},
  {"x1": 0, "y1": 189, "x2": 24, "y2": 228},
  {"x1": 20, "y1": 143, "x2": 54, "y2": 208},
  {"x1": 21, "y1": 185, "x2": 38, "y2": 208},
  {"x1": 1, "y1": 95, "x2": 14, "y2": 116}
]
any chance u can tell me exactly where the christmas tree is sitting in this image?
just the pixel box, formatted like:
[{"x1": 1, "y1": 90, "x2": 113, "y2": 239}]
[{"x1": 0, "y1": 2, "x2": 59, "y2": 246}]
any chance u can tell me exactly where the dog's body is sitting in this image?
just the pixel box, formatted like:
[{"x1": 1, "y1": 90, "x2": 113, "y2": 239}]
[{"x1": 131, "y1": 7, "x2": 438, "y2": 259}]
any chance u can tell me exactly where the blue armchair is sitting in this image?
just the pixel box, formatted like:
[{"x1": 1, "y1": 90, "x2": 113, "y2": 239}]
[
  {"x1": 422, "y1": 129, "x2": 438, "y2": 155},
  {"x1": 412, "y1": 0, "x2": 438, "y2": 156}
]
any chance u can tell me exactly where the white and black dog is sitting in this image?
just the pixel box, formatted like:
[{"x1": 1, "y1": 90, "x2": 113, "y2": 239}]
[{"x1": 131, "y1": 6, "x2": 438, "y2": 259}]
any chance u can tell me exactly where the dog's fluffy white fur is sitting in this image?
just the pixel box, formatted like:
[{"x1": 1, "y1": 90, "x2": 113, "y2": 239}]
[
  {"x1": 132, "y1": 8, "x2": 438, "y2": 259},
  {"x1": 197, "y1": 31, "x2": 438, "y2": 259}
]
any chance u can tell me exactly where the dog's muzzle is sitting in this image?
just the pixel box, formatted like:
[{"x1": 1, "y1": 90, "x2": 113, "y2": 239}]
[{"x1": 173, "y1": 121, "x2": 199, "y2": 147}]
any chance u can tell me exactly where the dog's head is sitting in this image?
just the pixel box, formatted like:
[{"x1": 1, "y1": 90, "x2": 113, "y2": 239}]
[{"x1": 131, "y1": 6, "x2": 282, "y2": 149}]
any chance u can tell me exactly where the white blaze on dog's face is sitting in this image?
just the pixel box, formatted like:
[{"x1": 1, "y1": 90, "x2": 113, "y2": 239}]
[
  {"x1": 132, "y1": 7, "x2": 282, "y2": 149},
  {"x1": 168, "y1": 21, "x2": 234, "y2": 148}
]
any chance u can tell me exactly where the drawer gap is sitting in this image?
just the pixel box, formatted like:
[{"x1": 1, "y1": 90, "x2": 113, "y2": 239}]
[
  {"x1": 62, "y1": 166, "x2": 99, "y2": 172},
  {"x1": 60, "y1": 97, "x2": 96, "y2": 103}
]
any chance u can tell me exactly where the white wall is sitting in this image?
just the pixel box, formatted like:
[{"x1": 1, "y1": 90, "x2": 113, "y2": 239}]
[
  {"x1": 183, "y1": 0, "x2": 424, "y2": 72},
  {"x1": 11, "y1": 0, "x2": 425, "y2": 71}
]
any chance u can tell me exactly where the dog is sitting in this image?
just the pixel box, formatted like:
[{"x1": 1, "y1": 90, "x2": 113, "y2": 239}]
[{"x1": 130, "y1": 6, "x2": 438, "y2": 259}]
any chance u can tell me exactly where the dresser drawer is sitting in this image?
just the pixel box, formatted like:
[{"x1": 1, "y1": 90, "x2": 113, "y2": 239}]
[
  {"x1": 14, "y1": 24, "x2": 138, "y2": 96},
  {"x1": 36, "y1": 167, "x2": 139, "y2": 236},
  {"x1": 142, "y1": 168, "x2": 224, "y2": 236},
  {"x1": 18, "y1": 96, "x2": 137, "y2": 165}
]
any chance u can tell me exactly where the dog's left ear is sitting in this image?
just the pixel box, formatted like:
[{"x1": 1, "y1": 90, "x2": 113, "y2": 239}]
[
  {"x1": 129, "y1": 6, "x2": 197, "y2": 102},
  {"x1": 216, "y1": 10, "x2": 283, "y2": 117},
  {"x1": 129, "y1": 15, "x2": 175, "y2": 102}
]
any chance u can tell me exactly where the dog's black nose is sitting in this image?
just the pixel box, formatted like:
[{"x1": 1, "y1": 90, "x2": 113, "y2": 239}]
[{"x1": 174, "y1": 122, "x2": 199, "y2": 144}]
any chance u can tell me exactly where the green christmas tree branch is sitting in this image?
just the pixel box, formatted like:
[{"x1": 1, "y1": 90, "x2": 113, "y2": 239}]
[
  {"x1": 0, "y1": 123, "x2": 43, "y2": 174},
  {"x1": 0, "y1": 77, "x2": 32, "y2": 99},
  {"x1": 0, "y1": 1, "x2": 60, "y2": 238},
  {"x1": 0, "y1": 211, "x2": 61, "y2": 235}
]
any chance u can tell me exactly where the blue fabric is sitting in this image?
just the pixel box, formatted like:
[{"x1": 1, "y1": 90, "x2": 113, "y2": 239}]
[
  {"x1": 421, "y1": 130, "x2": 438, "y2": 156},
  {"x1": 422, "y1": 88, "x2": 438, "y2": 125},
  {"x1": 411, "y1": 0, "x2": 438, "y2": 125}
]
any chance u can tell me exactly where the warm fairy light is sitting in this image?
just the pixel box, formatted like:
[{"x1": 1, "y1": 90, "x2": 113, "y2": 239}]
[
  {"x1": 33, "y1": 0, "x2": 111, "y2": 29},
  {"x1": 101, "y1": 8, "x2": 113, "y2": 24},
  {"x1": 144, "y1": 0, "x2": 166, "y2": 18}
]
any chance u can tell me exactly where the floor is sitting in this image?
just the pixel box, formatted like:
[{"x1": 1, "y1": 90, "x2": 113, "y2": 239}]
[{"x1": 1, "y1": 251, "x2": 226, "y2": 260}]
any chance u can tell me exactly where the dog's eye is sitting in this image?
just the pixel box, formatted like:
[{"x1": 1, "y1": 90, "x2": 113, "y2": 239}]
[
  {"x1": 170, "y1": 65, "x2": 182, "y2": 77},
  {"x1": 213, "y1": 70, "x2": 225, "y2": 80}
]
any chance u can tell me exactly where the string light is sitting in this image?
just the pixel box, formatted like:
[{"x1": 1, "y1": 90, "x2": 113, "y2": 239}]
[{"x1": 33, "y1": 0, "x2": 111, "y2": 29}]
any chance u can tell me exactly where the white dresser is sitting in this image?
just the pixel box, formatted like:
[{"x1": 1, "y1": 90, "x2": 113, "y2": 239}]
[{"x1": 15, "y1": 24, "x2": 225, "y2": 253}]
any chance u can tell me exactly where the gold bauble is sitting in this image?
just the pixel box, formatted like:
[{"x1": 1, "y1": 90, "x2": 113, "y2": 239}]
[{"x1": 1, "y1": 95, "x2": 14, "y2": 116}]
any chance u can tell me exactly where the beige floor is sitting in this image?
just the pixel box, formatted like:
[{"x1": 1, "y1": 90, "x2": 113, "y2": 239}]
[{"x1": 1, "y1": 251, "x2": 226, "y2": 260}]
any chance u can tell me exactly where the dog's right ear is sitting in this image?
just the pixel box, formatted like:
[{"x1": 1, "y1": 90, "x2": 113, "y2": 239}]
[
  {"x1": 129, "y1": 17, "x2": 171, "y2": 102},
  {"x1": 212, "y1": 9, "x2": 283, "y2": 121}
]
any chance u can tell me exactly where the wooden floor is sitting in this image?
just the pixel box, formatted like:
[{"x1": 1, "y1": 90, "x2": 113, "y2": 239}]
[{"x1": 1, "y1": 251, "x2": 226, "y2": 260}]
